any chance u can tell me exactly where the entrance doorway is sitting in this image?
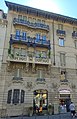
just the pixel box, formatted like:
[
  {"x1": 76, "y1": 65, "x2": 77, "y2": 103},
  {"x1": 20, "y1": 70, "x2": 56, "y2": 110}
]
[
  {"x1": 33, "y1": 89, "x2": 48, "y2": 114},
  {"x1": 59, "y1": 94, "x2": 71, "y2": 112}
]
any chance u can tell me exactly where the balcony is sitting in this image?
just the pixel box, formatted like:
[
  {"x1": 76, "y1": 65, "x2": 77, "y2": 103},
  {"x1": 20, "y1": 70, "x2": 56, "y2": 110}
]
[
  {"x1": 7, "y1": 54, "x2": 51, "y2": 65},
  {"x1": 36, "y1": 78, "x2": 46, "y2": 84},
  {"x1": 72, "y1": 31, "x2": 77, "y2": 39},
  {"x1": 13, "y1": 18, "x2": 49, "y2": 31},
  {"x1": 10, "y1": 34, "x2": 51, "y2": 49},
  {"x1": 56, "y1": 29, "x2": 66, "y2": 36}
]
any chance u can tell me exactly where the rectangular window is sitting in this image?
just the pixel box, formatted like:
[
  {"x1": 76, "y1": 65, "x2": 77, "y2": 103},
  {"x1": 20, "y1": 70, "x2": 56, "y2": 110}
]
[
  {"x1": 42, "y1": 51, "x2": 47, "y2": 58},
  {"x1": 18, "y1": 15, "x2": 22, "y2": 19},
  {"x1": 59, "y1": 38, "x2": 64, "y2": 46},
  {"x1": 36, "y1": 34, "x2": 40, "y2": 42},
  {"x1": 58, "y1": 24, "x2": 63, "y2": 30},
  {"x1": 13, "y1": 89, "x2": 20, "y2": 104},
  {"x1": 42, "y1": 35, "x2": 46, "y2": 41},
  {"x1": 60, "y1": 53, "x2": 66, "y2": 66},
  {"x1": 15, "y1": 30, "x2": 20, "y2": 40},
  {"x1": 28, "y1": 17, "x2": 32, "y2": 22},
  {"x1": 37, "y1": 19, "x2": 41, "y2": 23},
  {"x1": 21, "y1": 90, "x2": 25, "y2": 103},
  {"x1": 33, "y1": 18, "x2": 36, "y2": 23},
  {"x1": 21, "y1": 48, "x2": 26, "y2": 57},
  {"x1": 42, "y1": 20, "x2": 45, "y2": 24},
  {"x1": 14, "y1": 48, "x2": 20, "y2": 57},
  {"x1": 22, "y1": 32, "x2": 26, "y2": 40},
  {"x1": 23, "y1": 16, "x2": 27, "y2": 21},
  {"x1": 7, "y1": 90, "x2": 12, "y2": 104}
]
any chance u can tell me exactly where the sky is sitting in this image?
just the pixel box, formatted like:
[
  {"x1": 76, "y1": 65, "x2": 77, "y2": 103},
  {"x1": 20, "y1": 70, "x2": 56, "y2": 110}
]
[{"x1": 0, "y1": 0, "x2": 77, "y2": 19}]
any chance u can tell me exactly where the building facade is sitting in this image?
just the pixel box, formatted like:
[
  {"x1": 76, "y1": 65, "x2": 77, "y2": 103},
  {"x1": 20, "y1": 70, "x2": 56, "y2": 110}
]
[
  {"x1": 0, "y1": 10, "x2": 7, "y2": 70},
  {"x1": 0, "y1": 9, "x2": 7, "y2": 117},
  {"x1": 0, "y1": 1, "x2": 77, "y2": 117}
]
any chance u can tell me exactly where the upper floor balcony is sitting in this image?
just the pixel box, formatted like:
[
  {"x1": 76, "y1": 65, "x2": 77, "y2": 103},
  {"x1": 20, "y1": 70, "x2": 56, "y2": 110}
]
[
  {"x1": 7, "y1": 52, "x2": 51, "y2": 65},
  {"x1": 72, "y1": 31, "x2": 77, "y2": 39},
  {"x1": 10, "y1": 34, "x2": 51, "y2": 49},
  {"x1": 13, "y1": 18, "x2": 49, "y2": 31},
  {"x1": 56, "y1": 29, "x2": 66, "y2": 36}
]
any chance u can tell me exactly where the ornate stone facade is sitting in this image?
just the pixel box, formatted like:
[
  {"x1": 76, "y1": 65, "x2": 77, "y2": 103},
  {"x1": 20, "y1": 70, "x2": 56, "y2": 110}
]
[{"x1": 0, "y1": 1, "x2": 77, "y2": 117}]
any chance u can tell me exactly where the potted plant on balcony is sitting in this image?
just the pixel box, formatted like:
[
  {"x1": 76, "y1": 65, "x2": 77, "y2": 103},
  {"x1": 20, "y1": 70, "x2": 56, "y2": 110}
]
[
  {"x1": 28, "y1": 106, "x2": 33, "y2": 116},
  {"x1": 48, "y1": 50, "x2": 51, "y2": 58}
]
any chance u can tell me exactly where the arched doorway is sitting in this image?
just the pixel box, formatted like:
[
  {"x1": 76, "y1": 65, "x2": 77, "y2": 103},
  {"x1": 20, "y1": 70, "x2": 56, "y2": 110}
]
[
  {"x1": 33, "y1": 89, "x2": 48, "y2": 114},
  {"x1": 59, "y1": 89, "x2": 71, "y2": 112}
]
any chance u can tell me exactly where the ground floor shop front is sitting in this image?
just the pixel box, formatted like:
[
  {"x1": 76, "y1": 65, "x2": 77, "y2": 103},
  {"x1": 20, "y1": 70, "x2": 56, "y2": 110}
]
[{"x1": 1, "y1": 86, "x2": 73, "y2": 117}]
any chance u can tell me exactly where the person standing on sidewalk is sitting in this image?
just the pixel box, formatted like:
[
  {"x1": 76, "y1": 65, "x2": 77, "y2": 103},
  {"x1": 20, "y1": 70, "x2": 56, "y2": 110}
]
[{"x1": 69, "y1": 102, "x2": 76, "y2": 117}]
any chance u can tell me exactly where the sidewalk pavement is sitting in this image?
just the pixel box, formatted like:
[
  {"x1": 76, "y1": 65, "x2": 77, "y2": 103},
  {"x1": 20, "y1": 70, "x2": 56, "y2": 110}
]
[{"x1": 1, "y1": 112, "x2": 77, "y2": 119}]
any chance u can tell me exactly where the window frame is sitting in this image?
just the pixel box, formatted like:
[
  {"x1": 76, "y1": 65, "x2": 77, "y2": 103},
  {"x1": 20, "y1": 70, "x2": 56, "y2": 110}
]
[{"x1": 59, "y1": 38, "x2": 65, "y2": 46}]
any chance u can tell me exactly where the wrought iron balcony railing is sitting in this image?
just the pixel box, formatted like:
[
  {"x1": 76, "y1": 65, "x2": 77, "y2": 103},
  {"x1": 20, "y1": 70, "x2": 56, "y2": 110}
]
[
  {"x1": 10, "y1": 34, "x2": 51, "y2": 49},
  {"x1": 13, "y1": 18, "x2": 49, "y2": 31},
  {"x1": 56, "y1": 29, "x2": 66, "y2": 36},
  {"x1": 36, "y1": 78, "x2": 46, "y2": 84}
]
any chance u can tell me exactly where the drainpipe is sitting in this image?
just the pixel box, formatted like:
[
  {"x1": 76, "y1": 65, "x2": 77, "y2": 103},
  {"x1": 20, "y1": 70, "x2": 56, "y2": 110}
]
[{"x1": 52, "y1": 19, "x2": 55, "y2": 65}]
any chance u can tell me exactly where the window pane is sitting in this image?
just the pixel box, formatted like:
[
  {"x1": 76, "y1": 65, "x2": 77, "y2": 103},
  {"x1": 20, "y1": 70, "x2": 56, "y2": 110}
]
[
  {"x1": 7, "y1": 90, "x2": 12, "y2": 104},
  {"x1": 14, "y1": 48, "x2": 20, "y2": 56},
  {"x1": 23, "y1": 16, "x2": 27, "y2": 21},
  {"x1": 13, "y1": 89, "x2": 20, "y2": 104},
  {"x1": 59, "y1": 38, "x2": 64, "y2": 46},
  {"x1": 22, "y1": 32, "x2": 26, "y2": 40},
  {"x1": 21, "y1": 90, "x2": 25, "y2": 103},
  {"x1": 21, "y1": 48, "x2": 26, "y2": 57},
  {"x1": 18, "y1": 15, "x2": 22, "y2": 19},
  {"x1": 15, "y1": 30, "x2": 20, "y2": 40}
]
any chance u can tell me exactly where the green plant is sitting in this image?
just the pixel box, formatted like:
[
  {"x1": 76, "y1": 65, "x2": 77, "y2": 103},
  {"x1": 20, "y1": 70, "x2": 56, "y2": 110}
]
[
  {"x1": 16, "y1": 52, "x2": 19, "y2": 56},
  {"x1": 8, "y1": 48, "x2": 11, "y2": 54},
  {"x1": 48, "y1": 50, "x2": 51, "y2": 58},
  {"x1": 11, "y1": 54, "x2": 14, "y2": 58},
  {"x1": 48, "y1": 104, "x2": 52, "y2": 109}
]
